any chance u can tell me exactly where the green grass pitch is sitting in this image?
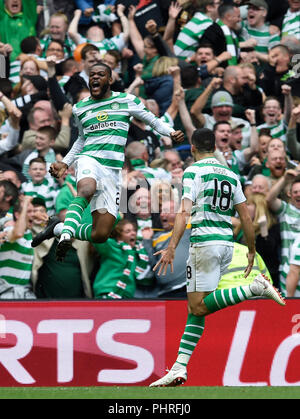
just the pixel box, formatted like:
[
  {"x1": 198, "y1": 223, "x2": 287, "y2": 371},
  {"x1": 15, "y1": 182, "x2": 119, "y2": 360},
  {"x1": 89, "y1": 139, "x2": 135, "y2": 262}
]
[{"x1": 0, "y1": 386, "x2": 299, "y2": 399}]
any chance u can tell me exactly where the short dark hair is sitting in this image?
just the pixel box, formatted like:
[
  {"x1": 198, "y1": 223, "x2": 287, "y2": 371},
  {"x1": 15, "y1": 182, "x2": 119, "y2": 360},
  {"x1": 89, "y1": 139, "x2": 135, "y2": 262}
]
[
  {"x1": 218, "y1": 3, "x2": 236, "y2": 19},
  {"x1": 291, "y1": 175, "x2": 300, "y2": 190},
  {"x1": 105, "y1": 49, "x2": 121, "y2": 64},
  {"x1": 37, "y1": 125, "x2": 57, "y2": 141},
  {"x1": 270, "y1": 44, "x2": 291, "y2": 56},
  {"x1": 180, "y1": 65, "x2": 199, "y2": 89},
  {"x1": 48, "y1": 39, "x2": 64, "y2": 52},
  {"x1": 0, "y1": 78, "x2": 13, "y2": 98},
  {"x1": 197, "y1": 42, "x2": 214, "y2": 52},
  {"x1": 191, "y1": 128, "x2": 215, "y2": 152},
  {"x1": 258, "y1": 128, "x2": 271, "y2": 137},
  {"x1": 81, "y1": 43, "x2": 99, "y2": 60},
  {"x1": 213, "y1": 121, "x2": 231, "y2": 132},
  {"x1": 29, "y1": 156, "x2": 46, "y2": 167},
  {"x1": 0, "y1": 180, "x2": 19, "y2": 207},
  {"x1": 20, "y1": 36, "x2": 40, "y2": 54}
]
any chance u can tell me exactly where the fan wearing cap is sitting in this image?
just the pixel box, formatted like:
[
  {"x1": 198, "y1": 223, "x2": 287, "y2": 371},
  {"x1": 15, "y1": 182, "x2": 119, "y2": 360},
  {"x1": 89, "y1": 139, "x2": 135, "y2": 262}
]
[
  {"x1": 190, "y1": 89, "x2": 251, "y2": 148},
  {"x1": 239, "y1": 0, "x2": 281, "y2": 63}
]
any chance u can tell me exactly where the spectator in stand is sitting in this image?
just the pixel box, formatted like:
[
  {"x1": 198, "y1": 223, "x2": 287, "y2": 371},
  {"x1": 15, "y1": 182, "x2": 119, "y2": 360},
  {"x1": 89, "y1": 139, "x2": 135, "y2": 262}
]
[
  {"x1": 192, "y1": 44, "x2": 231, "y2": 87},
  {"x1": 9, "y1": 36, "x2": 46, "y2": 87},
  {"x1": 21, "y1": 101, "x2": 72, "y2": 152},
  {"x1": 68, "y1": 6, "x2": 129, "y2": 58},
  {"x1": 201, "y1": 3, "x2": 257, "y2": 67},
  {"x1": 0, "y1": 195, "x2": 36, "y2": 299},
  {"x1": 40, "y1": 12, "x2": 76, "y2": 59},
  {"x1": 103, "y1": 50, "x2": 125, "y2": 92},
  {"x1": 220, "y1": 65, "x2": 263, "y2": 120},
  {"x1": 282, "y1": 0, "x2": 300, "y2": 40},
  {"x1": 92, "y1": 219, "x2": 152, "y2": 300},
  {"x1": 286, "y1": 233, "x2": 300, "y2": 296},
  {"x1": 22, "y1": 156, "x2": 59, "y2": 216},
  {"x1": 173, "y1": 0, "x2": 219, "y2": 60},
  {"x1": 125, "y1": 141, "x2": 171, "y2": 186},
  {"x1": 36, "y1": 0, "x2": 76, "y2": 36},
  {"x1": 125, "y1": 186, "x2": 163, "y2": 243},
  {"x1": 267, "y1": 171, "x2": 300, "y2": 296},
  {"x1": 0, "y1": 0, "x2": 38, "y2": 62},
  {"x1": 258, "y1": 44, "x2": 299, "y2": 107},
  {"x1": 257, "y1": 89, "x2": 293, "y2": 146},
  {"x1": 287, "y1": 105, "x2": 300, "y2": 160},
  {"x1": 128, "y1": 7, "x2": 176, "y2": 114},
  {"x1": 0, "y1": 94, "x2": 22, "y2": 157},
  {"x1": 73, "y1": 0, "x2": 94, "y2": 35},
  {"x1": 244, "y1": 183, "x2": 281, "y2": 289},
  {"x1": 239, "y1": 0, "x2": 281, "y2": 64},
  {"x1": 32, "y1": 166, "x2": 94, "y2": 299},
  {"x1": 78, "y1": 44, "x2": 100, "y2": 87},
  {"x1": 190, "y1": 89, "x2": 251, "y2": 148},
  {"x1": 44, "y1": 39, "x2": 65, "y2": 61}
]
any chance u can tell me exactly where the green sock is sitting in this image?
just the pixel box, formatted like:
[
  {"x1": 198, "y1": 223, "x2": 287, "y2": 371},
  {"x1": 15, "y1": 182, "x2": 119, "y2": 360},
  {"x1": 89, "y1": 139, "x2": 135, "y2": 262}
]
[
  {"x1": 74, "y1": 223, "x2": 93, "y2": 242},
  {"x1": 204, "y1": 286, "x2": 254, "y2": 314},
  {"x1": 176, "y1": 313, "x2": 205, "y2": 367},
  {"x1": 61, "y1": 197, "x2": 89, "y2": 238}
]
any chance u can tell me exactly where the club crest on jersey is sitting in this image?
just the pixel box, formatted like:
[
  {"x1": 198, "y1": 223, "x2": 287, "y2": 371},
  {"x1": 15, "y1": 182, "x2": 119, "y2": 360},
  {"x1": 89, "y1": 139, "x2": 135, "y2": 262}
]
[
  {"x1": 96, "y1": 111, "x2": 109, "y2": 122},
  {"x1": 110, "y1": 102, "x2": 120, "y2": 110}
]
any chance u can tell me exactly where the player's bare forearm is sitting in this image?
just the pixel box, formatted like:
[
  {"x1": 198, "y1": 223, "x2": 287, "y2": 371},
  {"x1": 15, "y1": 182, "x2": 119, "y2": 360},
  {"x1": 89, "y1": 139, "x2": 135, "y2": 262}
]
[
  {"x1": 153, "y1": 200, "x2": 191, "y2": 275},
  {"x1": 169, "y1": 210, "x2": 189, "y2": 250}
]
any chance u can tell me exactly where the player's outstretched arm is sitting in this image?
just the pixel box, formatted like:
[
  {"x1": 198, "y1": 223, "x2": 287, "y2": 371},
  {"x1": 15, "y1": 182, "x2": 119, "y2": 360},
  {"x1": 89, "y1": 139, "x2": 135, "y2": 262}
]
[{"x1": 153, "y1": 198, "x2": 192, "y2": 276}]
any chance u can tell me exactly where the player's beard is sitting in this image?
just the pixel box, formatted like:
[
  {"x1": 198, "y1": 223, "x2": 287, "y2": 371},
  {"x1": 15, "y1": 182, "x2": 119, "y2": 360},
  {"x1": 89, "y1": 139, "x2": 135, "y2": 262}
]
[{"x1": 90, "y1": 81, "x2": 110, "y2": 100}]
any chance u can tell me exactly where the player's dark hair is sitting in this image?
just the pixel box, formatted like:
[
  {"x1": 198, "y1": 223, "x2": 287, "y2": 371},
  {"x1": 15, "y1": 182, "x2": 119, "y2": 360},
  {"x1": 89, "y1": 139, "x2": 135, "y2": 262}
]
[
  {"x1": 89, "y1": 62, "x2": 112, "y2": 78},
  {"x1": 191, "y1": 128, "x2": 215, "y2": 152}
]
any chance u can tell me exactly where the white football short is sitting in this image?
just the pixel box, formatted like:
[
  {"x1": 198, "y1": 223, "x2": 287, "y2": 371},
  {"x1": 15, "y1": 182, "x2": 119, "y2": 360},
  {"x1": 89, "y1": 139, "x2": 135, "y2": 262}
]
[
  {"x1": 186, "y1": 245, "x2": 233, "y2": 292},
  {"x1": 75, "y1": 155, "x2": 122, "y2": 218}
]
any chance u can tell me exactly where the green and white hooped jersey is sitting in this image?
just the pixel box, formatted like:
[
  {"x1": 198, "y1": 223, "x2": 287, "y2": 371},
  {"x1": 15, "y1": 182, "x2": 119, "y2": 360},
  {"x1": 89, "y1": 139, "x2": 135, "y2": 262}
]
[
  {"x1": 174, "y1": 12, "x2": 213, "y2": 59},
  {"x1": 257, "y1": 120, "x2": 287, "y2": 144},
  {"x1": 277, "y1": 201, "x2": 300, "y2": 296},
  {"x1": 182, "y1": 158, "x2": 246, "y2": 246},
  {"x1": 77, "y1": 33, "x2": 126, "y2": 57},
  {"x1": 0, "y1": 229, "x2": 34, "y2": 286},
  {"x1": 68, "y1": 92, "x2": 174, "y2": 170},
  {"x1": 282, "y1": 9, "x2": 300, "y2": 39},
  {"x1": 240, "y1": 22, "x2": 280, "y2": 55},
  {"x1": 22, "y1": 178, "x2": 58, "y2": 216},
  {"x1": 289, "y1": 235, "x2": 300, "y2": 266}
]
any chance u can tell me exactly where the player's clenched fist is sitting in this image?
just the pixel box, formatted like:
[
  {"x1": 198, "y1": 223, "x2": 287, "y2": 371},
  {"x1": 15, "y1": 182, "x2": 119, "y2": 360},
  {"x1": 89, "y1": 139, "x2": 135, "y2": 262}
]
[
  {"x1": 49, "y1": 162, "x2": 68, "y2": 179},
  {"x1": 170, "y1": 130, "x2": 185, "y2": 143}
]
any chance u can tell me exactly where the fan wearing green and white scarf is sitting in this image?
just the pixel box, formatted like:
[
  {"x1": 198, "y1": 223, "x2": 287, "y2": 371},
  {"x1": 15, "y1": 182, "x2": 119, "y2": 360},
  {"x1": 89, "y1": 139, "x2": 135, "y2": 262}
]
[{"x1": 92, "y1": 219, "x2": 151, "y2": 299}]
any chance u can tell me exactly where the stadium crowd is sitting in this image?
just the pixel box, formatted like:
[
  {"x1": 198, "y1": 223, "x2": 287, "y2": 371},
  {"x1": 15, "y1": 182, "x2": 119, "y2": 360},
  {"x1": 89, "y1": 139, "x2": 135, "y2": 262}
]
[{"x1": 0, "y1": 0, "x2": 299, "y2": 300}]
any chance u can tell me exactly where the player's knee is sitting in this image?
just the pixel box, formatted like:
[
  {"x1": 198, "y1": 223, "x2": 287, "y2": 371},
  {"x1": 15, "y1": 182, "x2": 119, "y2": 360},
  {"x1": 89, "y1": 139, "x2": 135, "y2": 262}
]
[
  {"x1": 189, "y1": 300, "x2": 208, "y2": 317},
  {"x1": 77, "y1": 181, "x2": 96, "y2": 201}
]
